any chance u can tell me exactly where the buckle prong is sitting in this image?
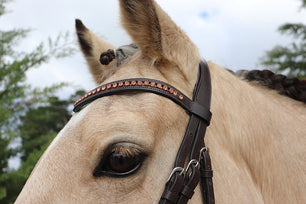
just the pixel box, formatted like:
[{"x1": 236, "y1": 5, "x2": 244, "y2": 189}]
[
  {"x1": 199, "y1": 147, "x2": 208, "y2": 161},
  {"x1": 166, "y1": 167, "x2": 185, "y2": 183}
]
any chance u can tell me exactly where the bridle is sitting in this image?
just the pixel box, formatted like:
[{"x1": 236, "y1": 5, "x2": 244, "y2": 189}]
[
  {"x1": 73, "y1": 60, "x2": 215, "y2": 204},
  {"x1": 73, "y1": 61, "x2": 214, "y2": 203}
]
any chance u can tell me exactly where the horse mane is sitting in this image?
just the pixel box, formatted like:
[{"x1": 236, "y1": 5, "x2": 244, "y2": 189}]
[{"x1": 233, "y1": 69, "x2": 306, "y2": 103}]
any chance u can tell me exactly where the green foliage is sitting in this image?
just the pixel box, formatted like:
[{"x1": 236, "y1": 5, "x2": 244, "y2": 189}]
[
  {"x1": 0, "y1": 1, "x2": 85, "y2": 203},
  {"x1": 278, "y1": 23, "x2": 306, "y2": 40},
  {"x1": 261, "y1": 0, "x2": 306, "y2": 78},
  {"x1": 19, "y1": 96, "x2": 72, "y2": 161},
  {"x1": 0, "y1": 0, "x2": 8, "y2": 16},
  {"x1": 1, "y1": 92, "x2": 85, "y2": 204},
  {"x1": 261, "y1": 43, "x2": 306, "y2": 77}
]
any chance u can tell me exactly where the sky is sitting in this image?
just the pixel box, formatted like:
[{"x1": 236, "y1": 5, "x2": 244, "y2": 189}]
[{"x1": 1, "y1": 0, "x2": 306, "y2": 93}]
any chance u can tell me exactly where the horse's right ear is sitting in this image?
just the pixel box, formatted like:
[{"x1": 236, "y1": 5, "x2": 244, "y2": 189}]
[
  {"x1": 119, "y1": 0, "x2": 200, "y2": 82},
  {"x1": 75, "y1": 19, "x2": 117, "y2": 84}
]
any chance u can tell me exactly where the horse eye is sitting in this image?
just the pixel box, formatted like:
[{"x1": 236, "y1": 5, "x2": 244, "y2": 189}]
[{"x1": 93, "y1": 145, "x2": 146, "y2": 177}]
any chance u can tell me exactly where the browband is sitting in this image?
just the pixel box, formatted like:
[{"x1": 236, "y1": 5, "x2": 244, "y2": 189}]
[
  {"x1": 73, "y1": 65, "x2": 211, "y2": 125},
  {"x1": 73, "y1": 61, "x2": 214, "y2": 204}
]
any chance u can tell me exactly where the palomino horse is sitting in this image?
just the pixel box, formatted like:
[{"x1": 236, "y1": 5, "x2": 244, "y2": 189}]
[{"x1": 16, "y1": 0, "x2": 305, "y2": 203}]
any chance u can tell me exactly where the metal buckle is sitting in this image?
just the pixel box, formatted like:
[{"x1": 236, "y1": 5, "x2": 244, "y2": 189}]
[
  {"x1": 199, "y1": 147, "x2": 208, "y2": 161},
  {"x1": 166, "y1": 148, "x2": 208, "y2": 183},
  {"x1": 184, "y1": 159, "x2": 199, "y2": 179},
  {"x1": 166, "y1": 167, "x2": 185, "y2": 183},
  {"x1": 185, "y1": 159, "x2": 199, "y2": 174}
]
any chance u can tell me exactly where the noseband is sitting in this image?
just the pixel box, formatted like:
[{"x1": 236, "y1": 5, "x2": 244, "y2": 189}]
[{"x1": 73, "y1": 61, "x2": 214, "y2": 204}]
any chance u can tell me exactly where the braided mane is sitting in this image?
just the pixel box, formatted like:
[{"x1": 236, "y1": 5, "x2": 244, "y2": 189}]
[{"x1": 234, "y1": 70, "x2": 306, "y2": 103}]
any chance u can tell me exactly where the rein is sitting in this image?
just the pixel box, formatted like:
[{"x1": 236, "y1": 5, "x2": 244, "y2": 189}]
[{"x1": 73, "y1": 61, "x2": 214, "y2": 204}]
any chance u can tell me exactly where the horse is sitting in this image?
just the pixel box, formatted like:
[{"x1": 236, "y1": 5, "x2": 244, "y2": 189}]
[{"x1": 15, "y1": 0, "x2": 306, "y2": 203}]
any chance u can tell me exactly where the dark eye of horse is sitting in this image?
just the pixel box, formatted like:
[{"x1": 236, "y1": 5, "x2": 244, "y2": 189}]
[{"x1": 93, "y1": 145, "x2": 146, "y2": 178}]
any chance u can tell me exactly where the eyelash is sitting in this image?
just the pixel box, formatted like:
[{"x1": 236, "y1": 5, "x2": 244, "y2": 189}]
[{"x1": 93, "y1": 144, "x2": 147, "y2": 178}]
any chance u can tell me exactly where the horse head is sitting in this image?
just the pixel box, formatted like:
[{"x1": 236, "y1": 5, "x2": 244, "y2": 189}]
[
  {"x1": 15, "y1": 0, "x2": 306, "y2": 203},
  {"x1": 16, "y1": 0, "x2": 205, "y2": 203}
]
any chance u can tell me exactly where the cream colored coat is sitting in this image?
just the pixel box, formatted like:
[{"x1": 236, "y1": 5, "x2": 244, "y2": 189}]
[{"x1": 15, "y1": 0, "x2": 306, "y2": 203}]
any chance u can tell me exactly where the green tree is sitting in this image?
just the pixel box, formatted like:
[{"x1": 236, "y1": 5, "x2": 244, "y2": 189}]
[
  {"x1": 261, "y1": 0, "x2": 306, "y2": 78},
  {"x1": 0, "y1": 0, "x2": 81, "y2": 203},
  {"x1": 1, "y1": 91, "x2": 85, "y2": 204}
]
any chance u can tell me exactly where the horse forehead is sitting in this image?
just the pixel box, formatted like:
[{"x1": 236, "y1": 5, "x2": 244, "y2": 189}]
[
  {"x1": 70, "y1": 92, "x2": 186, "y2": 142},
  {"x1": 70, "y1": 93, "x2": 176, "y2": 135},
  {"x1": 81, "y1": 97, "x2": 159, "y2": 132}
]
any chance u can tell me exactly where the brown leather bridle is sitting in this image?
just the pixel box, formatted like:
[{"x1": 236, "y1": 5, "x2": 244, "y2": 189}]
[{"x1": 73, "y1": 61, "x2": 214, "y2": 204}]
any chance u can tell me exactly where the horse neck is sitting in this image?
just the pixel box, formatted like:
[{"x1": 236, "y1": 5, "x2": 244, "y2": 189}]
[{"x1": 207, "y1": 62, "x2": 306, "y2": 202}]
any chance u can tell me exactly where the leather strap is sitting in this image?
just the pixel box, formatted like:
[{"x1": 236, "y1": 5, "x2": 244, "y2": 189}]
[
  {"x1": 73, "y1": 61, "x2": 214, "y2": 204},
  {"x1": 159, "y1": 61, "x2": 213, "y2": 204},
  {"x1": 177, "y1": 165, "x2": 200, "y2": 204},
  {"x1": 200, "y1": 150, "x2": 215, "y2": 204},
  {"x1": 160, "y1": 171, "x2": 185, "y2": 204},
  {"x1": 73, "y1": 78, "x2": 211, "y2": 124}
]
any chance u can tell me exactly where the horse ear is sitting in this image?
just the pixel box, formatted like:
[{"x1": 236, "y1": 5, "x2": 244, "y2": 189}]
[
  {"x1": 75, "y1": 19, "x2": 117, "y2": 84},
  {"x1": 119, "y1": 0, "x2": 200, "y2": 80}
]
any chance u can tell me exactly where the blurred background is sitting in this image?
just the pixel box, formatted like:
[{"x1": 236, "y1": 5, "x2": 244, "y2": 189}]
[{"x1": 0, "y1": 0, "x2": 305, "y2": 203}]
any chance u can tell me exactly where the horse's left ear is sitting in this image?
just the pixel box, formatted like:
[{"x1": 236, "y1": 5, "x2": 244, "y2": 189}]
[
  {"x1": 75, "y1": 19, "x2": 118, "y2": 84},
  {"x1": 120, "y1": 0, "x2": 201, "y2": 81}
]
